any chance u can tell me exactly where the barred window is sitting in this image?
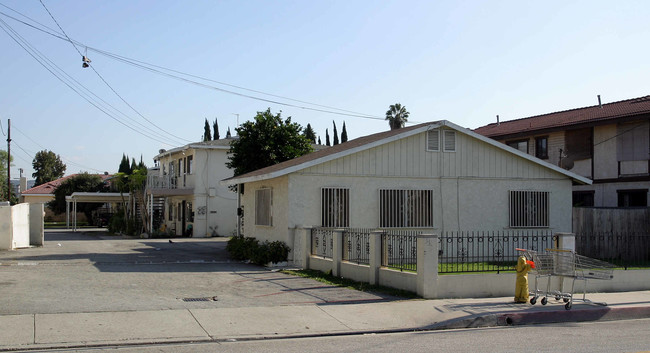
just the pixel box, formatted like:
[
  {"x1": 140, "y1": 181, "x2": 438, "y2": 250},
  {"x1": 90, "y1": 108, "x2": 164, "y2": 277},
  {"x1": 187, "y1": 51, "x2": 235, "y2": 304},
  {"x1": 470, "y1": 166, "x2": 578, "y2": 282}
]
[
  {"x1": 509, "y1": 191, "x2": 549, "y2": 228},
  {"x1": 427, "y1": 129, "x2": 440, "y2": 151},
  {"x1": 379, "y1": 189, "x2": 434, "y2": 228},
  {"x1": 255, "y1": 188, "x2": 273, "y2": 226},
  {"x1": 321, "y1": 187, "x2": 349, "y2": 227}
]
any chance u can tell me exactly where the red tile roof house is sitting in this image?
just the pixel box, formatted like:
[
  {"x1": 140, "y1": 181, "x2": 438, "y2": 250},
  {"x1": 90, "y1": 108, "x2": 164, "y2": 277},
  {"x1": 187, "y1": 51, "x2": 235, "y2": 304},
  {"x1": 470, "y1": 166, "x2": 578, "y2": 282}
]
[
  {"x1": 20, "y1": 174, "x2": 112, "y2": 222},
  {"x1": 221, "y1": 121, "x2": 589, "y2": 273},
  {"x1": 474, "y1": 95, "x2": 650, "y2": 208}
]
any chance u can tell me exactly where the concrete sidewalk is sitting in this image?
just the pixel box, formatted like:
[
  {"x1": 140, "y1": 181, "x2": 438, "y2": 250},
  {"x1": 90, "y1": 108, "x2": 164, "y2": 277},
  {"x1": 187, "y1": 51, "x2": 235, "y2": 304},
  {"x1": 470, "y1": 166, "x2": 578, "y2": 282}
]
[{"x1": 1, "y1": 291, "x2": 649, "y2": 351}]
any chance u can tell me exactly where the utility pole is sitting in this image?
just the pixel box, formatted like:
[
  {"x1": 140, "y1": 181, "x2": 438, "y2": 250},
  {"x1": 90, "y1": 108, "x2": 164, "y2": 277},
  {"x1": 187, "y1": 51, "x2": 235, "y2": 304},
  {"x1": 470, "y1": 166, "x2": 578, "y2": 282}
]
[{"x1": 6, "y1": 119, "x2": 11, "y2": 203}]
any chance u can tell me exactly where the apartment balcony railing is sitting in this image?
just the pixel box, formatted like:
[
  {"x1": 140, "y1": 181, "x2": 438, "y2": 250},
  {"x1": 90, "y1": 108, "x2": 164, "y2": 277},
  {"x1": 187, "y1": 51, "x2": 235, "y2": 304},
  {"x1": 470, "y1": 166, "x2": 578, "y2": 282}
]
[{"x1": 147, "y1": 174, "x2": 195, "y2": 190}]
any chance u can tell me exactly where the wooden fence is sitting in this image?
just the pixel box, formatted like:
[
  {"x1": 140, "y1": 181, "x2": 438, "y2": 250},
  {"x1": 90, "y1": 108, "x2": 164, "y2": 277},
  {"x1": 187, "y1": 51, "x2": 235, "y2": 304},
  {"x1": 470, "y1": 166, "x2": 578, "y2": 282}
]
[{"x1": 573, "y1": 207, "x2": 650, "y2": 235}]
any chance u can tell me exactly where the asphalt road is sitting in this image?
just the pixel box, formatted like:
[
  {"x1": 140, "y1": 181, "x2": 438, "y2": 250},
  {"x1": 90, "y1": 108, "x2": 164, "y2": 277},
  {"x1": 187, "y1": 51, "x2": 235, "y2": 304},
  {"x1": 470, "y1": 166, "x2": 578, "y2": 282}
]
[
  {"x1": 0, "y1": 230, "x2": 399, "y2": 315},
  {"x1": 40, "y1": 318, "x2": 650, "y2": 353}
]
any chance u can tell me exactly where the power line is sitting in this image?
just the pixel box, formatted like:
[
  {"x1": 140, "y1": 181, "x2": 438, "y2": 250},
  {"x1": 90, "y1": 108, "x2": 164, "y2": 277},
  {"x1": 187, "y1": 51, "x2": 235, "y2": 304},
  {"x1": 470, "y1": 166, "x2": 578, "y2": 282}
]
[
  {"x1": 0, "y1": 17, "x2": 182, "y2": 147},
  {"x1": 0, "y1": 6, "x2": 423, "y2": 124},
  {"x1": 38, "y1": 0, "x2": 84, "y2": 58},
  {"x1": 12, "y1": 125, "x2": 104, "y2": 173},
  {"x1": 35, "y1": 1, "x2": 192, "y2": 144}
]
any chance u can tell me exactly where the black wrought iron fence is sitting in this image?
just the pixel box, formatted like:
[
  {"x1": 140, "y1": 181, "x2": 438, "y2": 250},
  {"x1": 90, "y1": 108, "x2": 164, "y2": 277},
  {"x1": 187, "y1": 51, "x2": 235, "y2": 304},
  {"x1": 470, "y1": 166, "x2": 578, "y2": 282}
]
[
  {"x1": 576, "y1": 232, "x2": 650, "y2": 270},
  {"x1": 438, "y1": 230, "x2": 556, "y2": 273},
  {"x1": 311, "y1": 228, "x2": 334, "y2": 259},
  {"x1": 342, "y1": 228, "x2": 373, "y2": 265},
  {"x1": 381, "y1": 230, "x2": 421, "y2": 272}
]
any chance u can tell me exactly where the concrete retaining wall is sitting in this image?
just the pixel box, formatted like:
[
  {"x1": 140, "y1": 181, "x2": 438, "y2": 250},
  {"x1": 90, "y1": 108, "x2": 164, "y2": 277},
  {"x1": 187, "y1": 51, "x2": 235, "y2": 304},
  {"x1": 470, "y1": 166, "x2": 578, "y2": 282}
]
[
  {"x1": 0, "y1": 203, "x2": 44, "y2": 250},
  {"x1": 296, "y1": 228, "x2": 650, "y2": 299},
  {"x1": 436, "y1": 270, "x2": 650, "y2": 299}
]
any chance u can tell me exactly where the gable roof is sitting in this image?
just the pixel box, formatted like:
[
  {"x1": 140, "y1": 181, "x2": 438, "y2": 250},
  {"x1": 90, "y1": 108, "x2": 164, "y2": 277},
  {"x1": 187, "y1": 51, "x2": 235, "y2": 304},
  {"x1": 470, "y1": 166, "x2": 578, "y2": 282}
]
[
  {"x1": 21, "y1": 174, "x2": 112, "y2": 196},
  {"x1": 474, "y1": 95, "x2": 650, "y2": 138},
  {"x1": 221, "y1": 120, "x2": 591, "y2": 186}
]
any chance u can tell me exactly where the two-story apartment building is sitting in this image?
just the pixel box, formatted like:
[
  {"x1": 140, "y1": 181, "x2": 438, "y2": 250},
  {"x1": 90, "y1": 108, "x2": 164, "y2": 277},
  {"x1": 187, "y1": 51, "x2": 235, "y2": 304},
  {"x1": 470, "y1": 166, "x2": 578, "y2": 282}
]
[
  {"x1": 147, "y1": 138, "x2": 238, "y2": 237},
  {"x1": 474, "y1": 95, "x2": 650, "y2": 208}
]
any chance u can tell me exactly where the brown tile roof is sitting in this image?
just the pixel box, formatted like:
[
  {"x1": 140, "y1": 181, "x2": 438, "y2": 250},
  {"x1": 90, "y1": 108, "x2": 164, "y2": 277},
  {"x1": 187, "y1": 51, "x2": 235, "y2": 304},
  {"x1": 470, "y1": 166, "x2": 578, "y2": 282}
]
[
  {"x1": 21, "y1": 174, "x2": 112, "y2": 195},
  {"x1": 474, "y1": 95, "x2": 650, "y2": 138},
  {"x1": 223, "y1": 122, "x2": 432, "y2": 183}
]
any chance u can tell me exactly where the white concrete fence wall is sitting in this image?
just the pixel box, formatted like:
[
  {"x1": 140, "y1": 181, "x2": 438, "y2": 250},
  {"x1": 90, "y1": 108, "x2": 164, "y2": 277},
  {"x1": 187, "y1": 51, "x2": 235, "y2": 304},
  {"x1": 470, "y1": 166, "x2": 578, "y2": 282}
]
[
  {"x1": 293, "y1": 228, "x2": 650, "y2": 299},
  {"x1": 0, "y1": 203, "x2": 45, "y2": 251}
]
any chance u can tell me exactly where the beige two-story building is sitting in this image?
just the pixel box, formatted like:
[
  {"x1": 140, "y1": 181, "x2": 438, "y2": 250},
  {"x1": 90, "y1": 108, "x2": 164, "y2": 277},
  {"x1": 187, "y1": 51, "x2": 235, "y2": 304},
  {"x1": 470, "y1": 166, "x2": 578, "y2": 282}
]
[
  {"x1": 475, "y1": 95, "x2": 650, "y2": 208},
  {"x1": 147, "y1": 138, "x2": 238, "y2": 237}
]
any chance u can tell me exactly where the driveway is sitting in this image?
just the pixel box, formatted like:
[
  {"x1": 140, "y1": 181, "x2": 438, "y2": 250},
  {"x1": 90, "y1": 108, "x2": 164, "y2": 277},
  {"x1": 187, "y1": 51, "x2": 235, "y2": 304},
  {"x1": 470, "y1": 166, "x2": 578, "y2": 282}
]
[{"x1": 0, "y1": 230, "x2": 398, "y2": 315}]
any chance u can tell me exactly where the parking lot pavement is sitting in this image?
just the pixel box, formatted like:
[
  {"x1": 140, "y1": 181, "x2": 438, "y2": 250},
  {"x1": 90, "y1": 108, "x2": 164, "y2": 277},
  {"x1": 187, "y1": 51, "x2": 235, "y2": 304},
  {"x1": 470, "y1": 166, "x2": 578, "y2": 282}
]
[{"x1": 0, "y1": 230, "x2": 399, "y2": 316}]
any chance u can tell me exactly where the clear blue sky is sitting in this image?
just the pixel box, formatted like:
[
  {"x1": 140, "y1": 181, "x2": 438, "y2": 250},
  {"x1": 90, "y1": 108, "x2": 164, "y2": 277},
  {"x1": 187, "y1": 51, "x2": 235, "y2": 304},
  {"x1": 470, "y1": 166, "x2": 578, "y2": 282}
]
[{"x1": 1, "y1": 0, "x2": 648, "y2": 181}]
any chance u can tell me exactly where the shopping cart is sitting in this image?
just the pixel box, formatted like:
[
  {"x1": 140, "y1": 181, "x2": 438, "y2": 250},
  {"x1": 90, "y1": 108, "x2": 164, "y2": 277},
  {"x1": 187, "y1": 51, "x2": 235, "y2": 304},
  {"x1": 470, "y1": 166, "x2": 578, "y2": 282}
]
[
  {"x1": 547, "y1": 248, "x2": 615, "y2": 310},
  {"x1": 516, "y1": 248, "x2": 565, "y2": 306}
]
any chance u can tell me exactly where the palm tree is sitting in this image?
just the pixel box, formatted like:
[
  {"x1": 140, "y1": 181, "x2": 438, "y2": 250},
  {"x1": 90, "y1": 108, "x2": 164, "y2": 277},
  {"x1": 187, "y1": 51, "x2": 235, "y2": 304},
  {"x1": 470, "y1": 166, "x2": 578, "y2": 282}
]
[{"x1": 385, "y1": 103, "x2": 409, "y2": 130}]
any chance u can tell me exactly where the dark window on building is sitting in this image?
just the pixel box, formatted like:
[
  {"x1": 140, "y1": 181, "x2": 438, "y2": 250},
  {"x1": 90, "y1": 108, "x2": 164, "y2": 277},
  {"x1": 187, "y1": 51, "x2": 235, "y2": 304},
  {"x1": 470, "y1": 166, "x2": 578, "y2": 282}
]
[
  {"x1": 535, "y1": 136, "x2": 548, "y2": 159},
  {"x1": 617, "y1": 121, "x2": 649, "y2": 161},
  {"x1": 565, "y1": 128, "x2": 592, "y2": 160},
  {"x1": 507, "y1": 139, "x2": 529, "y2": 153},
  {"x1": 572, "y1": 191, "x2": 595, "y2": 207},
  {"x1": 617, "y1": 189, "x2": 648, "y2": 208}
]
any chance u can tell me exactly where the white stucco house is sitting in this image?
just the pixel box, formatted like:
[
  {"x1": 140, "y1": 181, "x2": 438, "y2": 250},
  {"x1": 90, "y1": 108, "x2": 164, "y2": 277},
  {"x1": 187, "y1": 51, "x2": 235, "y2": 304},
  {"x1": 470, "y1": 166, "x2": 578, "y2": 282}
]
[
  {"x1": 220, "y1": 120, "x2": 591, "y2": 260},
  {"x1": 147, "y1": 138, "x2": 238, "y2": 237}
]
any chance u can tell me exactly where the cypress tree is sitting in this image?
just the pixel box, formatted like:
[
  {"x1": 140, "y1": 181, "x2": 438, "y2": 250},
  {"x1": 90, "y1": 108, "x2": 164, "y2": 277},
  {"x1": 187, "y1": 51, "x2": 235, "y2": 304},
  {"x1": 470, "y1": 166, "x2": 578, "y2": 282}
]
[
  {"x1": 341, "y1": 121, "x2": 348, "y2": 143},
  {"x1": 333, "y1": 121, "x2": 339, "y2": 145},
  {"x1": 203, "y1": 118, "x2": 212, "y2": 141},
  {"x1": 213, "y1": 118, "x2": 220, "y2": 140},
  {"x1": 325, "y1": 129, "x2": 331, "y2": 146}
]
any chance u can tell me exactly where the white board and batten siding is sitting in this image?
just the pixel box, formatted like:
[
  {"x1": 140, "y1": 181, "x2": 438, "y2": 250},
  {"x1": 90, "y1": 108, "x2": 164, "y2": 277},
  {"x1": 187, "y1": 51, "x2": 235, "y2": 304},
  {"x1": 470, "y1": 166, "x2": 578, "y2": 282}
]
[
  {"x1": 287, "y1": 128, "x2": 573, "y2": 233},
  {"x1": 301, "y1": 129, "x2": 562, "y2": 181},
  {"x1": 240, "y1": 126, "x2": 575, "y2": 246}
]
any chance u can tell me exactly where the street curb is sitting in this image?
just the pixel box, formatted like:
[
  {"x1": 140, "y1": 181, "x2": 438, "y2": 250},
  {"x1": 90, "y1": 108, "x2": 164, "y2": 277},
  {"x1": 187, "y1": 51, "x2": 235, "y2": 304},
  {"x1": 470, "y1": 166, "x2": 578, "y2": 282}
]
[
  {"x1": 497, "y1": 306, "x2": 650, "y2": 326},
  {"x1": 422, "y1": 305, "x2": 650, "y2": 331},
  {"x1": 2, "y1": 307, "x2": 649, "y2": 352}
]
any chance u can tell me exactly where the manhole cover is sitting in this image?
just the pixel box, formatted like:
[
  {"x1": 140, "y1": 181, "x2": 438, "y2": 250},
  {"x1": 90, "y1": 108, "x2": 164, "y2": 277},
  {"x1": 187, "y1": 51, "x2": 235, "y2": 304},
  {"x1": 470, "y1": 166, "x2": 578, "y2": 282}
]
[{"x1": 180, "y1": 296, "x2": 218, "y2": 302}]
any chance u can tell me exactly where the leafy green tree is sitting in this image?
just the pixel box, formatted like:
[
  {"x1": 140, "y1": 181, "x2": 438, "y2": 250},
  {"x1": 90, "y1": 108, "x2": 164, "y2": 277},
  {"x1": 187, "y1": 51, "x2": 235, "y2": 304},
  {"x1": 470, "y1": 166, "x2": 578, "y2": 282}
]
[
  {"x1": 112, "y1": 165, "x2": 149, "y2": 235},
  {"x1": 32, "y1": 150, "x2": 66, "y2": 187},
  {"x1": 385, "y1": 103, "x2": 409, "y2": 130},
  {"x1": 213, "y1": 118, "x2": 220, "y2": 140},
  {"x1": 303, "y1": 123, "x2": 316, "y2": 143},
  {"x1": 130, "y1": 158, "x2": 137, "y2": 172},
  {"x1": 203, "y1": 118, "x2": 212, "y2": 141},
  {"x1": 341, "y1": 122, "x2": 348, "y2": 143},
  {"x1": 226, "y1": 108, "x2": 313, "y2": 177},
  {"x1": 325, "y1": 129, "x2": 331, "y2": 146},
  {"x1": 333, "y1": 121, "x2": 339, "y2": 145},
  {"x1": 49, "y1": 173, "x2": 108, "y2": 221}
]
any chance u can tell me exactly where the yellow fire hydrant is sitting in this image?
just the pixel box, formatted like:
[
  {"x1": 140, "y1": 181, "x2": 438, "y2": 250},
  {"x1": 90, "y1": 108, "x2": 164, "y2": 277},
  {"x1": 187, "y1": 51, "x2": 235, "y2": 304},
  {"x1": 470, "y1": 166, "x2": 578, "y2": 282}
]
[{"x1": 514, "y1": 255, "x2": 535, "y2": 303}]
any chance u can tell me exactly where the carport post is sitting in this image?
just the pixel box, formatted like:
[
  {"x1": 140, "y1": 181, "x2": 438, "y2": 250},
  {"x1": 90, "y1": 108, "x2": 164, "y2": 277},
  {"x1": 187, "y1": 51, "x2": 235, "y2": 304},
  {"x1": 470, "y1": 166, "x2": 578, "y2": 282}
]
[{"x1": 66, "y1": 199, "x2": 69, "y2": 229}]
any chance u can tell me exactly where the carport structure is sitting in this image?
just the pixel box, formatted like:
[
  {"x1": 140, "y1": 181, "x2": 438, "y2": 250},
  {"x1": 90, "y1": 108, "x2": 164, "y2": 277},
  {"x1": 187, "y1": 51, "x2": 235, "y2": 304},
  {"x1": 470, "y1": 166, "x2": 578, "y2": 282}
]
[{"x1": 66, "y1": 192, "x2": 129, "y2": 231}]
